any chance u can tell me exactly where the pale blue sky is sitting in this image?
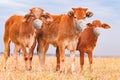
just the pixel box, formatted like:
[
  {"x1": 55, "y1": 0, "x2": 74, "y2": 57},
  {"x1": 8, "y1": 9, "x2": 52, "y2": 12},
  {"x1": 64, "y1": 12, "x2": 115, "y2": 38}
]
[{"x1": 0, "y1": 0, "x2": 120, "y2": 56}]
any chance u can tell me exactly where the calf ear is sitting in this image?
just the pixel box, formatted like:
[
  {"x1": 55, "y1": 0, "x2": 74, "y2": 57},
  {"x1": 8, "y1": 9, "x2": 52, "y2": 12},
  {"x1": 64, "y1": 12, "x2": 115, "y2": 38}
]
[
  {"x1": 86, "y1": 11, "x2": 93, "y2": 18},
  {"x1": 72, "y1": 8, "x2": 76, "y2": 11},
  {"x1": 68, "y1": 11, "x2": 74, "y2": 17},
  {"x1": 41, "y1": 13, "x2": 53, "y2": 23},
  {"x1": 44, "y1": 13, "x2": 53, "y2": 22},
  {"x1": 86, "y1": 23, "x2": 93, "y2": 27},
  {"x1": 102, "y1": 23, "x2": 111, "y2": 29},
  {"x1": 23, "y1": 14, "x2": 33, "y2": 22}
]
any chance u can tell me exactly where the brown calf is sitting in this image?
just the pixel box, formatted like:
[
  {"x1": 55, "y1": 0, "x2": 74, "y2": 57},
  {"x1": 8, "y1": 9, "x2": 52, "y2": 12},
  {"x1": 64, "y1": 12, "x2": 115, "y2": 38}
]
[
  {"x1": 37, "y1": 10, "x2": 86, "y2": 73},
  {"x1": 56, "y1": 7, "x2": 93, "y2": 73},
  {"x1": 77, "y1": 20, "x2": 110, "y2": 72},
  {"x1": 3, "y1": 8, "x2": 52, "y2": 70}
]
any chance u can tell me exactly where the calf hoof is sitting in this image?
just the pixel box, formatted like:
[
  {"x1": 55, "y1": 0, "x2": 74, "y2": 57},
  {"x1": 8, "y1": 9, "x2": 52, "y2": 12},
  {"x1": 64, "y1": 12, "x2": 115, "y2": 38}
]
[
  {"x1": 71, "y1": 71, "x2": 76, "y2": 75},
  {"x1": 80, "y1": 70, "x2": 84, "y2": 75},
  {"x1": 14, "y1": 66, "x2": 17, "y2": 70},
  {"x1": 39, "y1": 66, "x2": 46, "y2": 72},
  {"x1": 89, "y1": 68, "x2": 93, "y2": 73},
  {"x1": 60, "y1": 69, "x2": 65, "y2": 73},
  {"x1": 26, "y1": 66, "x2": 32, "y2": 71},
  {"x1": 56, "y1": 66, "x2": 60, "y2": 71},
  {"x1": 28, "y1": 68, "x2": 32, "y2": 71},
  {"x1": 4, "y1": 66, "x2": 6, "y2": 69}
]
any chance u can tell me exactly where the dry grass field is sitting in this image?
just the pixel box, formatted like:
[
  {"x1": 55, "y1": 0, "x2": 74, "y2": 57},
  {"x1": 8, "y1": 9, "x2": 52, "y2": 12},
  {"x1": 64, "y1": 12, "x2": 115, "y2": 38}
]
[{"x1": 0, "y1": 55, "x2": 120, "y2": 80}]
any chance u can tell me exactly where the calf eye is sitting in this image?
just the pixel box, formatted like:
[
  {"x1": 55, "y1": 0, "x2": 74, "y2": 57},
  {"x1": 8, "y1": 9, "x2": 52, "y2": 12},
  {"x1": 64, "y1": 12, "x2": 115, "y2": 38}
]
[
  {"x1": 30, "y1": 14, "x2": 34, "y2": 17},
  {"x1": 74, "y1": 15, "x2": 77, "y2": 19}
]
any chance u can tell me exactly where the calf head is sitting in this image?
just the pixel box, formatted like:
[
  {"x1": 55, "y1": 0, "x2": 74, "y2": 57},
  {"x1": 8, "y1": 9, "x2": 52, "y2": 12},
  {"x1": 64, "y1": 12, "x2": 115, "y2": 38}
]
[
  {"x1": 67, "y1": 11, "x2": 85, "y2": 32},
  {"x1": 72, "y1": 7, "x2": 93, "y2": 32},
  {"x1": 30, "y1": 8, "x2": 44, "y2": 19},
  {"x1": 72, "y1": 7, "x2": 93, "y2": 20},
  {"x1": 23, "y1": 8, "x2": 44, "y2": 22},
  {"x1": 23, "y1": 8, "x2": 53, "y2": 29},
  {"x1": 87, "y1": 20, "x2": 111, "y2": 36}
]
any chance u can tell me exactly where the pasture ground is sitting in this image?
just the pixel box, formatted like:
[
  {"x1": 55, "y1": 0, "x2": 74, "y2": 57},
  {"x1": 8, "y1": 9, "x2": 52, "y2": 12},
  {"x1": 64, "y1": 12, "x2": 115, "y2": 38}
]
[{"x1": 0, "y1": 55, "x2": 120, "y2": 80}]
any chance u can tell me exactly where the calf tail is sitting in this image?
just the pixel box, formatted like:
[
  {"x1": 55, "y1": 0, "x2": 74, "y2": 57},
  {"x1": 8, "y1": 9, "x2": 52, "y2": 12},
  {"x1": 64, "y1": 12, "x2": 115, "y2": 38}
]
[{"x1": 4, "y1": 20, "x2": 11, "y2": 65}]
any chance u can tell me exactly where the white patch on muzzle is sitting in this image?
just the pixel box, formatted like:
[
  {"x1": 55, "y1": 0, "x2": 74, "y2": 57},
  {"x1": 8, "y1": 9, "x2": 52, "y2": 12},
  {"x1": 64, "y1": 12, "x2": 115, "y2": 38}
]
[
  {"x1": 94, "y1": 28, "x2": 101, "y2": 36},
  {"x1": 76, "y1": 20, "x2": 86, "y2": 32},
  {"x1": 33, "y1": 19, "x2": 43, "y2": 29}
]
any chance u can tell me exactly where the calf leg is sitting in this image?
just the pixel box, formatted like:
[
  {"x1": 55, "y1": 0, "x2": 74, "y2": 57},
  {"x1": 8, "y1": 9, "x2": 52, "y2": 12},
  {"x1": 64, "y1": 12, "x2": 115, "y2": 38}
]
[
  {"x1": 27, "y1": 42, "x2": 36, "y2": 71},
  {"x1": 88, "y1": 51, "x2": 93, "y2": 72},
  {"x1": 37, "y1": 39, "x2": 48, "y2": 71},
  {"x1": 58, "y1": 44, "x2": 65, "y2": 73},
  {"x1": 20, "y1": 44, "x2": 28, "y2": 70},
  {"x1": 13, "y1": 45, "x2": 20, "y2": 69},
  {"x1": 80, "y1": 51, "x2": 84, "y2": 72},
  {"x1": 70, "y1": 50, "x2": 76, "y2": 74},
  {"x1": 56, "y1": 46, "x2": 60, "y2": 71}
]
